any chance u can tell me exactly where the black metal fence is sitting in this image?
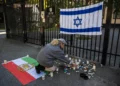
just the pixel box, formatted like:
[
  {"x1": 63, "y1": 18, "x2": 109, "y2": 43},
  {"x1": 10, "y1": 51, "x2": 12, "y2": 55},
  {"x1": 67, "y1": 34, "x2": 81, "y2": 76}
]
[{"x1": 3, "y1": 0, "x2": 120, "y2": 68}]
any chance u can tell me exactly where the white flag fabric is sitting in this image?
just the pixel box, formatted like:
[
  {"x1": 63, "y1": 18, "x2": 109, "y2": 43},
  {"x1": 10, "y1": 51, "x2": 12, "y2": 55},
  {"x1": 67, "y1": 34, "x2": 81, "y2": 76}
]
[{"x1": 60, "y1": 2, "x2": 103, "y2": 35}]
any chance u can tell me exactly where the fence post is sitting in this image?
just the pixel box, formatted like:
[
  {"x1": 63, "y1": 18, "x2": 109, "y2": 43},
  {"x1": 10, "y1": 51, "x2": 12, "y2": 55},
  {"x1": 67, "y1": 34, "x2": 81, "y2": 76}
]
[
  {"x1": 101, "y1": 0, "x2": 113, "y2": 65},
  {"x1": 70, "y1": 35, "x2": 73, "y2": 45},
  {"x1": 39, "y1": 0, "x2": 45, "y2": 46},
  {"x1": 21, "y1": 0, "x2": 27, "y2": 43},
  {"x1": 2, "y1": 0, "x2": 10, "y2": 38},
  {"x1": 42, "y1": 26, "x2": 45, "y2": 46}
]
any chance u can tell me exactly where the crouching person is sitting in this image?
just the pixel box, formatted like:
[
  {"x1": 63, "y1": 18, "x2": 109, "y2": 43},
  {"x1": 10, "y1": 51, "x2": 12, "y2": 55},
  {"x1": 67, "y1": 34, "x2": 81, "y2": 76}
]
[{"x1": 35, "y1": 38, "x2": 70, "y2": 73}]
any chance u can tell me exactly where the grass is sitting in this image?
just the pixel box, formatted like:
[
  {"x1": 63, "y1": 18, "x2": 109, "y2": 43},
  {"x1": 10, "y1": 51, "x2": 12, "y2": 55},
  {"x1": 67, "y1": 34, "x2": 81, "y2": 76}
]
[
  {"x1": 0, "y1": 23, "x2": 5, "y2": 30},
  {"x1": 45, "y1": 27, "x2": 59, "y2": 31},
  {"x1": 76, "y1": 35, "x2": 92, "y2": 40},
  {"x1": 0, "y1": 28, "x2": 5, "y2": 30}
]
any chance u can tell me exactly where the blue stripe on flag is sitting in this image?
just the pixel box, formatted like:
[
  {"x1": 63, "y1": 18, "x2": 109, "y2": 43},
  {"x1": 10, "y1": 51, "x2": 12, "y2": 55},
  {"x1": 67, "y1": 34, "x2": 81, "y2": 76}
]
[
  {"x1": 60, "y1": 5, "x2": 102, "y2": 15},
  {"x1": 60, "y1": 27, "x2": 100, "y2": 32}
]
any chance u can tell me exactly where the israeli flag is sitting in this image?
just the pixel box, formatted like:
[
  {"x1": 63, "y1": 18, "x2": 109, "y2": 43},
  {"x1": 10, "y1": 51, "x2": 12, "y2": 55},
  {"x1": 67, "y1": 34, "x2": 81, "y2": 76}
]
[{"x1": 60, "y1": 2, "x2": 103, "y2": 35}]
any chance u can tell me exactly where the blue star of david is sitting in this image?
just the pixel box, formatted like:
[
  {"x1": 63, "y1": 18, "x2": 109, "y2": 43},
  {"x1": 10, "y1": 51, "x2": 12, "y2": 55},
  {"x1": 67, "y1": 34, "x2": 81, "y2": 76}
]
[{"x1": 74, "y1": 16, "x2": 82, "y2": 27}]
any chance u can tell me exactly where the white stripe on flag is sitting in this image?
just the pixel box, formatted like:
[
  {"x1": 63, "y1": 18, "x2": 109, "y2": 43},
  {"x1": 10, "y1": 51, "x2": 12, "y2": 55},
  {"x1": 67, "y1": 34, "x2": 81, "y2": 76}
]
[
  {"x1": 27, "y1": 67, "x2": 45, "y2": 79},
  {"x1": 12, "y1": 58, "x2": 27, "y2": 65},
  {"x1": 12, "y1": 58, "x2": 45, "y2": 79}
]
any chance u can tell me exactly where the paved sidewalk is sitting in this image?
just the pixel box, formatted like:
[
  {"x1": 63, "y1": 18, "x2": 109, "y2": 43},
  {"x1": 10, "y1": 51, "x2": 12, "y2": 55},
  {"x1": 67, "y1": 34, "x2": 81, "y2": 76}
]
[{"x1": 0, "y1": 33, "x2": 120, "y2": 86}]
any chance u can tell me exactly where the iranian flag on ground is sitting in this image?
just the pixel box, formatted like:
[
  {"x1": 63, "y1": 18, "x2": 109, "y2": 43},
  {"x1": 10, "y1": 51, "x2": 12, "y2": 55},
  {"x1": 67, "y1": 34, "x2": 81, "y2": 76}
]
[{"x1": 2, "y1": 56, "x2": 46, "y2": 85}]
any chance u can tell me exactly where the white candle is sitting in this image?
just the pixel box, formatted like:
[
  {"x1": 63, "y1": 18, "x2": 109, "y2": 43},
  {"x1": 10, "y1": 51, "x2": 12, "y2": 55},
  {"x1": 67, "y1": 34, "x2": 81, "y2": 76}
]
[
  {"x1": 42, "y1": 76, "x2": 45, "y2": 80},
  {"x1": 65, "y1": 54, "x2": 68, "y2": 58},
  {"x1": 50, "y1": 72, "x2": 53, "y2": 77},
  {"x1": 69, "y1": 58, "x2": 71, "y2": 60},
  {"x1": 78, "y1": 59, "x2": 81, "y2": 63},
  {"x1": 56, "y1": 68, "x2": 59, "y2": 73},
  {"x1": 27, "y1": 55, "x2": 29, "y2": 57},
  {"x1": 4, "y1": 60, "x2": 7, "y2": 64},
  {"x1": 73, "y1": 67, "x2": 76, "y2": 70},
  {"x1": 87, "y1": 60, "x2": 89, "y2": 64},
  {"x1": 92, "y1": 64, "x2": 96, "y2": 71}
]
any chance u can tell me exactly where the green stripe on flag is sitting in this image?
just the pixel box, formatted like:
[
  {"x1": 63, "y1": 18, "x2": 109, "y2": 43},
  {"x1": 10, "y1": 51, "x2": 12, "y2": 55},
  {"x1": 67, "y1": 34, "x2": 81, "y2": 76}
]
[{"x1": 22, "y1": 57, "x2": 39, "y2": 66}]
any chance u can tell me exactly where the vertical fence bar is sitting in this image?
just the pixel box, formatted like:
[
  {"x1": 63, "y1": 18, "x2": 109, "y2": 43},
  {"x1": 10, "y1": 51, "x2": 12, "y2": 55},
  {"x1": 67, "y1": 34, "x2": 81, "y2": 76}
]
[
  {"x1": 71, "y1": 0, "x2": 73, "y2": 56},
  {"x1": 60, "y1": 0, "x2": 64, "y2": 40},
  {"x1": 78, "y1": 0, "x2": 81, "y2": 57},
  {"x1": 62, "y1": 0, "x2": 67, "y2": 54},
  {"x1": 38, "y1": 0, "x2": 40, "y2": 44},
  {"x1": 86, "y1": 0, "x2": 93, "y2": 59},
  {"x1": 46, "y1": 0, "x2": 50, "y2": 43},
  {"x1": 109, "y1": 12, "x2": 117, "y2": 66},
  {"x1": 93, "y1": 0, "x2": 101, "y2": 61},
  {"x1": 98, "y1": 36, "x2": 102, "y2": 62},
  {"x1": 67, "y1": 0, "x2": 69, "y2": 54},
  {"x1": 65, "y1": 0, "x2": 69, "y2": 54},
  {"x1": 49, "y1": 0, "x2": 52, "y2": 41},
  {"x1": 90, "y1": 0, "x2": 95, "y2": 60},
  {"x1": 86, "y1": 0, "x2": 89, "y2": 59},
  {"x1": 92, "y1": 0, "x2": 96, "y2": 60},
  {"x1": 101, "y1": 0, "x2": 113, "y2": 65},
  {"x1": 2, "y1": 0, "x2": 10, "y2": 38},
  {"x1": 57, "y1": 0, "x2": 59, "y2": 41},
  {"x1": 93, "y1": 31, "x2": 97, "y2": 60},
  {"x1": 39, "y1": 0, "x2": 45, "y2": 45},
  {"x1": 54, "y1": 0, "x2": 57, "y2": 41},
  {"x1": 83, "y1": 0, "x2": 88, "y2": 59},
  {"x1": 42, "y1": 0, "x2": 45, "y2": 46},
  {"x1": 49, "y1": 0, "x2": 51, "y2": 42},
  {"x1": 21, "y1": 0, "x2": 27, "y2": 43},
  {"x1": 81, "y1": 0, "x2": 85, "y2": 58},
  {"x1": 69, "y1": 0, "x2": 72, "y2": 55},
  {"x1": 50, "y1": 0, "x2": 53, "y2": 41},
  {"x1": 89, "y1": 0, "x2": 93, "y2": 60},
  {"x1": 33, "y1": 1, "x2": 35, "y2": 44},
  {"x1": 73, "y1": 0, "x2": 76, "y2": 56},
  {"x1": 48, "y1": 0, "x2": 50, "y2": 41},
  {"x1": 34, "y1": 0, "x2": 36, "y2": 43},
  {"x1": 74, "y1": 0, "x2": 77, "y2": 56},
  {"x1": 29, "y1": 0, "x2": 32, "y2": 43},
  {"x1": 98, "y1": 0, "x2": 104, "y2": 62},
  {"x1": 36, "y1": 0, "x2": 39, "y2": 44},
  {"x1": 35, "y1": 0, "x2": 36, "y2": 44},
  {"x1": 79, "y1": 0, "x2": 82, "y2": 57},
  {"x1": 119, "y1": 61, "x2": 120, "y2": 68},
  {"x1": 31, "y1": 0, "x2": 33, "y2": 43},
  {"x1": 56, "y1": 0, "x2": 59, "y2": 39}
]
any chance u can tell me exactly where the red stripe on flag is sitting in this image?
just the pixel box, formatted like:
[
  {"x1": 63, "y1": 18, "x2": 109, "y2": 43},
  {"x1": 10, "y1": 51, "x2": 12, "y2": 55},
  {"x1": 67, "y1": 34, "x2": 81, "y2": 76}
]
[{"x1": 2, "y1": 62, "x2": 35, "y2": 85}]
